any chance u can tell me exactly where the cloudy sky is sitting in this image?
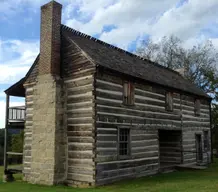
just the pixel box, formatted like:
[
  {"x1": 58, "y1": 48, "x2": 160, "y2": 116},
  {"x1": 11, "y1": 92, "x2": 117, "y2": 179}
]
[{"x1": 0, "y1": 0, "x2": 218, "y2": 127}]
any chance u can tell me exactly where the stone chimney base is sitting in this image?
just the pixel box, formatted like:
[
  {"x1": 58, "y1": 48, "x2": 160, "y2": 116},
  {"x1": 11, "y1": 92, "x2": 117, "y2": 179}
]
[{"x1": 26, "y1": 74, "x2": 66, "y2": 185}]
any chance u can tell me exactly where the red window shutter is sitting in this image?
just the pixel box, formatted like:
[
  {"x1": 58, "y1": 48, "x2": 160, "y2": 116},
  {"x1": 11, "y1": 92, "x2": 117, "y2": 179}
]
[
  {"x1": 123, "y1": 82, "x2": 134, "y2": 105},
  {"x1": 166, "y1": 92, "x2": 173, "y2": 111},
  {"x1": 128, "y1": 82, "x2": 131, "y2": 104},
  {"x1": 130, "y1": 83, "x2": 135, "y2": 105},
  {"x1": 195, "y1": 99, "x2": 201, "y2": 116},
  {"x1": 123, "y1": 82, "x2": 128, "y2": 104}
]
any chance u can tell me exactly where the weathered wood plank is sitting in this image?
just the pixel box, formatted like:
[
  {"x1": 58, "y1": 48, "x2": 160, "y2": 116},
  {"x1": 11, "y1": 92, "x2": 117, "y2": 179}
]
[
  {"x1": 96, "y1": 157, "x2": 159, "y2": 171},
  {"x1": 97, "y1": 105, "x2": 181, "y2": 120},
  {"x1": 68, "y1": 131, "x2": 93, "y2": 137},
  {"x1": 68, "y1": 166, "x2": 94, "y2": 175},
  {"x1": 97, "y1": 114, "x2": 181, "y2": 126},
  {"x1": 131, "y1": 145, "x2": 159, "y2": 153},
  {"x1": 68, "y1": 136, "x2": 94, "y2": 143},
  {"x1": 68, "y1": 84, "x2": 94, "y2": 96},
  {"x1": 63, "y1": 38, "x2": 96, "y2": 185},
  {"x1": 67, "y1": 173, "x2": 94, "y2": 182},
  {"x1": 68, "y1": 151, "x2": 93, "y2": 159},
  {"x1": 67, "y1": 102, "x2": 94, "y2": 111}
]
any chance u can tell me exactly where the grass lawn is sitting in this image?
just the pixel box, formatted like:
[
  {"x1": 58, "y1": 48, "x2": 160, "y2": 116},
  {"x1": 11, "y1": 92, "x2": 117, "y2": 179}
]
[{"x1": 1, "y1": 160, "x2": 218, "y2": 192}]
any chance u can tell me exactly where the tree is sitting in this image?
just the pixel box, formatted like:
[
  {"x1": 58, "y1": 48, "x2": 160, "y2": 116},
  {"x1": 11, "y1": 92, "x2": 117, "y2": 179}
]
[
  {"x1": 137, "y1": 35, "x2": 184, "y2": 69},
  {"x1": 136, "y1": 35, "x2": 218, "y2": 100},
  {"x1": 0, "y1": 129, "x2": 12, "y2": 165},
  {"x1": 11, "y1": 131, "x2": 24, "y2": 153},
  {"x1": 0, "y1": 129, "x2": 5, "y2": 147}
]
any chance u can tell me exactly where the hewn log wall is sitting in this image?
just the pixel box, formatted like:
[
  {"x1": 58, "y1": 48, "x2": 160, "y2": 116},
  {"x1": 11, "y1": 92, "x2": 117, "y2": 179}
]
[
  {"x1": 181, "y1": 96, "x2": 211, "y2": 164},
  {"x1": 22, "y1": 60, "x2": 211, "y2": 185},
  {"x1": 95, "y1": 70, "x2": 183, "y2": 185},
  {"x1": 62, "y1": 35, "x2": 96, "y2": 186}
]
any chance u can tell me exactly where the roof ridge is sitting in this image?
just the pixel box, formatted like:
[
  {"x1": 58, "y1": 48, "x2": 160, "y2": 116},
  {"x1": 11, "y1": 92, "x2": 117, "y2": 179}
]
[{"x1": 61, "y1": 24, "x2": 181, "y2": 76}]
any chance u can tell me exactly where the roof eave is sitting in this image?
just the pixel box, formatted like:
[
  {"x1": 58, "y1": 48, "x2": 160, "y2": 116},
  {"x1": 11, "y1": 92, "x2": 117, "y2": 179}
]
[{"x1": 4, "y1": 78, "x2": 26, "y2": 97}]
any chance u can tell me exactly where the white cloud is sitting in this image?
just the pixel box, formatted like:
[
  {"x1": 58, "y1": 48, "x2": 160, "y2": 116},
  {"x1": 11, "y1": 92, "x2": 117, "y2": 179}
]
[
  {"x1": 0, "y1": 91, "x2": 5, "y2": 98},
  {"x1": 211, "y1": 38, "x2": 218, "y2": 50},
  {"x1": 0, "y1": 39, "x2": 39, "y2": 84},
  {"x1": 2, "y1": 0, "x2": 218, "y2": 50},
  {"x1": 0, "y1": 65, "x2": 30, "y2": 84},
  {"x1": 0, "y1": 0, "x2": 47, "y2": 16},
  {"x1": 0, "y1": 0, "x2": 71, "y2": 18},
  {"x1": 149, "y1": 0, "x2": 218, "y2": 42},
  {"x1": 0, "y1": 101, "x2": 6, "y2": 128},
  {"x1": 64, "y1": 0, "x2": 178, "y2": 49},
  {"x1": 63, "y1": 0, "x2": 218, "y2": 50},
  {"x1": 1, "y1": 0, "x2": 218, "y2": 50}
]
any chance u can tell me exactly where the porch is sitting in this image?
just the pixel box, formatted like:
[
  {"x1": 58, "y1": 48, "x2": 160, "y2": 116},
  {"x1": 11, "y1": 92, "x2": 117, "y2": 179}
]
[
  {"x1": 3, "y1": 78, "x2": 26, "y2": 178},
  {"x1": 158, "y1": 129, "x2": 182, "y2": 172},
  {"x1": 158, "y1": 129, "x2": 210, "y2": 172}
]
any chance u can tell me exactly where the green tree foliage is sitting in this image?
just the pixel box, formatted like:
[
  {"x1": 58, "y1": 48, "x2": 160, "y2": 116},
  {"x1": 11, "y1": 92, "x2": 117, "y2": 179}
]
[
  {"x1": 0, "y1": 129, "x2": 5, "y2": 147},
  {"x1": 0, "y1": 129, "x2": 12, "y2": 165},
  {"x1": 11, "y1": 131, "x2": 24, "y2": 153},
  {"x1": 136, "y1": 35, "x2": 218, "y2": 100}
]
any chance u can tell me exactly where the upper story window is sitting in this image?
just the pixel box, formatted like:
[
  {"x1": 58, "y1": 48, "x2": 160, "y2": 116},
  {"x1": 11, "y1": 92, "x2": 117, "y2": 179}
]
[
  {"x1": 166, "y1": 92, "x2": 173, "y2": 111},
  {"x1": 118, "y1": 128, "x2": 130, "y2": 158},
  {"x1": 123, "y1": 81, "x2": 134, "y2": 105},
  {"x1": 194, "y1": 99, "x2": 201, "y2": 116}
]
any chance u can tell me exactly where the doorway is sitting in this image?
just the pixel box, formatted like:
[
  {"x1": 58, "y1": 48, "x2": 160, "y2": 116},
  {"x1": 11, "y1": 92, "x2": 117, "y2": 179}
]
[
  {"x1": 195, "y1": 134, "x2": 203, "y2": 163},
  {"x1": 159, "y1": 130, "x2": 182, "y2": 168}
]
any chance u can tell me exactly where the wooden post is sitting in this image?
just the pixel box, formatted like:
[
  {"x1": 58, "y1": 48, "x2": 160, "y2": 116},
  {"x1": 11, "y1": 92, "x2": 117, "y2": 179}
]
[{"x1": 4, "y1": 94, "x2": 9, "y2": 172}]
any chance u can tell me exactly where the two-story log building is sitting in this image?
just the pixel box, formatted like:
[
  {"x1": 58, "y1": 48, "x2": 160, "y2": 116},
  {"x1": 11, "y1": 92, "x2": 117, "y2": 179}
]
[{"x1": 4, "y1": 0, "x2": 212, "y2": 187}]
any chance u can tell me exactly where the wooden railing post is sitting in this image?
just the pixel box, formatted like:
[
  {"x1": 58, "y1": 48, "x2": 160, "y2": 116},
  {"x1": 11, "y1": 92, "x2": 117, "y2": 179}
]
[{"x1": 4, "y1": 94, "x2": 10, "y2": 172}]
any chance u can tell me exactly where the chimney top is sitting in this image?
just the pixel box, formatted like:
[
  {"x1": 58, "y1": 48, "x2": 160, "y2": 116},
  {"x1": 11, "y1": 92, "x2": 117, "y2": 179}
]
[
  {"x1": 175, "y1": 68, "x2": 186, "y2": 77},
  {"x1": 39, "y1": 0, "x2": 62, "y2": 76},
  {"x1": 41, "y1": 1, "x2": 62, "y2": 9}
]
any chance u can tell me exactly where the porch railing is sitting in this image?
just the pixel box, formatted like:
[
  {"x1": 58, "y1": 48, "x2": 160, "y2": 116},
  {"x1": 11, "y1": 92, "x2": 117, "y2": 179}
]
[{"x1": 8, "y1": 106, "x2": 25, "y2": 121}]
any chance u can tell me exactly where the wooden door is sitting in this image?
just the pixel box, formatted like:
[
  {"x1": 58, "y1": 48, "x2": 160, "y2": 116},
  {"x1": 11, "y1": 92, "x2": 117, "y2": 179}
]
[{"x1": 195, "y1": 134, "x2": 203, "y2": 162}]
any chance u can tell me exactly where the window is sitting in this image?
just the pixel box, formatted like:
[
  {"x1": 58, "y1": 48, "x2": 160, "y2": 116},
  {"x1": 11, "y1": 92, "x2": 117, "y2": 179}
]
[
  {"x1": 119, "y1": 128, "x2": 130, "y2": 157},
  {"x1": 166, "y1": 92, "x2": 173, "y2": 111},
  {"x1": 204, "y1": 131, "x2": 209, "y2": 151},
  {"x1": 123, "y1": 81, "x2": 134, "y2": 105},
  {"x1": 194, "y1": 99, "x2": 201, "y2": 116}
]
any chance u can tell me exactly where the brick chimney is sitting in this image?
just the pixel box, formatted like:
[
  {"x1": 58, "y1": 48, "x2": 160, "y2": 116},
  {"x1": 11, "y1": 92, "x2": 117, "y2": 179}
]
[
  {"x1": 175, "y1": 67, "x2": 187, "y2": 78},
  {"x1": 39, "y1": 1, "x2": 62, "y2": 76},
  {"x1": 24, "y1": 1, "x2": 67, "y2": 186}
]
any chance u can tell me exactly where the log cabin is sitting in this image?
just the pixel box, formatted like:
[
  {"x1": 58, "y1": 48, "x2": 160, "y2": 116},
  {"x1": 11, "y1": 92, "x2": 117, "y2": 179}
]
[{"x1": 3, "y1": 0, "x2": 212, "y2": 187}]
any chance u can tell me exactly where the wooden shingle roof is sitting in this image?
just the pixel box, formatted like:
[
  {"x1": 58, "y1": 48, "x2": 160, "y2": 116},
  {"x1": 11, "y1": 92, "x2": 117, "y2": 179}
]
[{"x1": 61, "y1": 25, "x2": 210, "y2": 99}]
